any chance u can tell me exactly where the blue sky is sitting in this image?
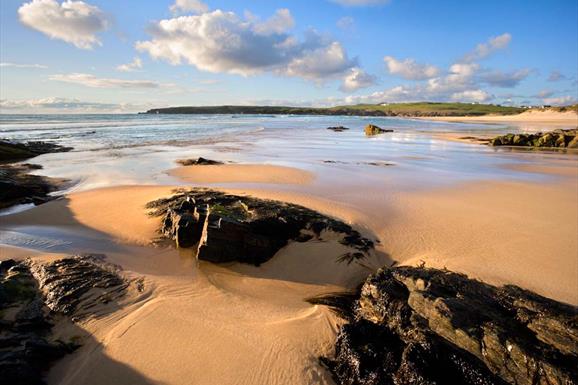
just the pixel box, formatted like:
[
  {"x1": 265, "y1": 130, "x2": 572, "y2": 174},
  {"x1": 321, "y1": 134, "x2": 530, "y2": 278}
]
[{"x1": 1, "y1": 0, "x2": 576, "y2": 113}]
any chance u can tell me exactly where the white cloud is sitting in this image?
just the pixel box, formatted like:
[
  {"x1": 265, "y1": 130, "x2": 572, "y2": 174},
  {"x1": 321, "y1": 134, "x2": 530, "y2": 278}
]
[
  {"x1": 49, "y1": 73, "x2": 168, "y2": 88},
  {"x1": 284, "y1": 41, "x2": 356, "y2": 81},
  {"x1": 330, "y1": 0, "x2": 390, "y2": 6},
  {"x1": 170, "y1": 0, "x2": 209, "y2": 14},
  {"x1": 0, "y1": 97, "x2": 152, "y2": 113},
  {"x1": 252, "y1": 9, "x2": 294, "y2": 35},
  {"x1": 463, "y1": 33, "x2": 511, "y2": 62},
  {"x1": 450, "y1": 90, "x2": 492, "y2": 103},
  {"x1": 116, "y1": 57, "x2": 143, "y2": 72},
  {"x1": 336, "y1": 16, "x2": 354, "y2": 31},
  {"x1": 0, "y1": 62, "x2": 47, "y2": 69},
  {"x1": 136, "y1": 9, "x2": 357, "y2": 84},
  {"x1": 542, "y1": 95, "x2": 577, "y2": 106},
  {"x1": 384, "y1": 56, "x2": 440, "y2": 80},
  {"x1": 18, "y1": 0, "x2": 110, "y2": 49},
  {"x1": 480, "y1": 68, "x2": 531, "y2": 88},
  {"x1": 340, "y1": 67, "x2": 377, "y2": 92}
]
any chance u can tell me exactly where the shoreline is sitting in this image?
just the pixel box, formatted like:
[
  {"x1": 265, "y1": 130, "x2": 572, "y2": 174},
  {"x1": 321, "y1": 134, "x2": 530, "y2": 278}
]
[{"x1": 1, "y1": 116, "x2": 577, "y2": 385}]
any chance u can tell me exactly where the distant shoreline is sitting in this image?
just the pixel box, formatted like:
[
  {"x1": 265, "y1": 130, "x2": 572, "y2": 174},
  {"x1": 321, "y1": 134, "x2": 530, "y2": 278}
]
[{"x1": 143, "y1": 102, "x2": 578, "y2": 118}]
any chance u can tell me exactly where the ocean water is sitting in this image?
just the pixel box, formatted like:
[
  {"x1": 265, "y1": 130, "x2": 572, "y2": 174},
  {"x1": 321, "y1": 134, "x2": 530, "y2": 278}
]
[
  {"x1": 0, "y1": 113, "x2": 574, "y2": 194},
  {"x1": 0, "y1": 113, "x2": 524, "y2": 150}
]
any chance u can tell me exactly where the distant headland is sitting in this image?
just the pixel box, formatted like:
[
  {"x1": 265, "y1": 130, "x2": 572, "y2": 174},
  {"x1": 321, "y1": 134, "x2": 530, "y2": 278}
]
[{"x1": 143, "y1": 102, "x2": 578, "y2": 117}]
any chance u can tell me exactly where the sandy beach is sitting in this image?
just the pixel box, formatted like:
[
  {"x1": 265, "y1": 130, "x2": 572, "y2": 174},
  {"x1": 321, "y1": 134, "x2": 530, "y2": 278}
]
[
  {"x1": 423, "y1": 109, "x2": 578, "y2": 126},
  {"x1": 1, "y1": 112, "x2": 577, "y2": 385}
]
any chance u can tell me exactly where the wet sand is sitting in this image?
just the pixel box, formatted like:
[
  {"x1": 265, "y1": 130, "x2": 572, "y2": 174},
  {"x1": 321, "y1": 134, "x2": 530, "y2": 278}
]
[{"x1": 169, "y1": 164, "x2": 315, "y2": 185}]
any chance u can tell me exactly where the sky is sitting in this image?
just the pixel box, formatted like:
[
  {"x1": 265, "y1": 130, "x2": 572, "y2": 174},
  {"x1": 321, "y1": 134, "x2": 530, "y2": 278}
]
[{"x1": 0, "y1": 0, "x2": 577, "y2": 113}]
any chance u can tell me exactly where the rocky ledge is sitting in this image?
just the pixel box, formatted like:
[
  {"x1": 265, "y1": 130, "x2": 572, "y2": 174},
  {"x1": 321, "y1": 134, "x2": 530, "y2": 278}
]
[
  {"x1": 147, "y1": 189, "x2": 374, "y2": 266},
  {"x1": 0, "y1": 140, "x2": 72, "y2": 210},
  {"x1": 0, "y1": 140, "x2": 71, "y2": 163},
  {"x1": 490, "y1": 129, "x2": 578, "y2": 148},
  {"x1": 0, "y1": 163, "x2": 68, "y2": 210},
  {"x1": 312, "y1": 266, "x2": 578, "y2": 385},
  {"x1": 0, "y1": 255, "x2": 132, "y2": 385}
]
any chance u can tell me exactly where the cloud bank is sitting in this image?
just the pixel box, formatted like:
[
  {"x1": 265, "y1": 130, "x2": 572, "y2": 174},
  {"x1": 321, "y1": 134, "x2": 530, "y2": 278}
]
[{"x1": 49, "y1": 73, "x2": 167, "y2": 88}]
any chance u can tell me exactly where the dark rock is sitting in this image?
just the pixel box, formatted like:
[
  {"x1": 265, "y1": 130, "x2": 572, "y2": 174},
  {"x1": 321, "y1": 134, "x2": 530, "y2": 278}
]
[
  {"x1": 490, "y1": 129, "x2": 577, "y2": 149},
  {"x1": 148, "y1": 189, "x2": 375, "y2": 266},
  {"x1": 365, "y1": 124, "x2": 394, "y2": 136},
  {"x1": 0, "y1": 163, "x2": 69, "y2": 210},
  {"x1": 327, "y1": 126, "x2": 350, "y2": 132},
  {"x1": 30, "y1": 255, "x2": 129, "y2": 318},
  {"x1": 0, "y1": 255, "x2": 129, "y2": 385},
  {"x1": 318, "y1": 266, "x2": 578, "y2": 385},
  {"x1": 176, "y1": 157, "x2": 224, "y2": 166},
  {"x1": 0, "y1": 140, "x2": 71, "y2": 163}
]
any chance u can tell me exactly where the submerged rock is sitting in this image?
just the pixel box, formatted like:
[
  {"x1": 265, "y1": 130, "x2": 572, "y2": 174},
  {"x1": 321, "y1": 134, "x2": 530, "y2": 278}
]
[
  {"x1": 0, "y1": 256, "x2": 131, "y2": 385},
  {"x1": 147, "y1": 189, "x2": 375, "y2": 266},
  {"x1": 176, "y1": 157, "x2": 224, "y2": 166},
  {"x1": 327, "y1": 126, "x2": 350, "y2": 132},
  {"x1": 365, "y1": 124, "x2": 394, "y2": 136},
  {"x1": 314, "y1": 266, "x2": 578, "y2": 385},
  {"x1": 490, "y1": 129, "x2": 577, "y2": 148}
]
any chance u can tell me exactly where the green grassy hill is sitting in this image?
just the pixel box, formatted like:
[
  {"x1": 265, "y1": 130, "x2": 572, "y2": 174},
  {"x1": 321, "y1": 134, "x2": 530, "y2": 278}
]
[
  {"x1": 327, "y1": 102, "x2": 525, "y2": 116},
  {"x1": 145, "y1": 102, "x2": 569, "y2": 117}
]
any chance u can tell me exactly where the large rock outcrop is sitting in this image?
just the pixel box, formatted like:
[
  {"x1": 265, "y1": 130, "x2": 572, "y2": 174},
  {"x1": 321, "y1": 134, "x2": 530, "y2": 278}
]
[
  {"x1": 0, "y1": 255, "x2": 132, "y2": 385},
  {"x1": 490, "y1": 129, "x2": 578, "y2": 148},
  {"x1": 313, "y1": 266, "x2": 578, "y2": 385},
  {"x1": 147, "y1": 189, "x2": 374, "y2": 266}
]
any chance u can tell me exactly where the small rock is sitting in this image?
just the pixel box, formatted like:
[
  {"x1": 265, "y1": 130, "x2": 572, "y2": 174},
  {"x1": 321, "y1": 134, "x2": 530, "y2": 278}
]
[{"x1": 364, "y1": 124, "x2": 393, "y2": 136}]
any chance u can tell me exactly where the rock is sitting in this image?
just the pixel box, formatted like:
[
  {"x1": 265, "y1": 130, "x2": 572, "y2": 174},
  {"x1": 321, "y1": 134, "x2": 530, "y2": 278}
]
[
  {"x1": 490, "y1": 129, "x2": 577, "y2": 149},
  {"x1": 29, "y1": 255, "x2": 128, "y2": 318},
  {"x1": 314, "y1": 266, "x2": 578, "y2": 385},
  {"x1": 148, "y1": 189, "x2": 375, "y2": 266},
  {"x1": 364, "y1": 124, "x2": 394, "y2": 136},
  {"x1": 0, "y1": 255, "x2": 130, "y2": 385},
  {"x1": 0, "y1": 163, "x2": 68, "y2": 210},
  {"x1": 327, "y1": 126, "x2": 350, "y2": 132},
  {"x1": 176, "y1": 157, "x2": 224, "y2": 166},
  {"x1": 0, "y1": 140, "x2": 71, "y2": 163}
]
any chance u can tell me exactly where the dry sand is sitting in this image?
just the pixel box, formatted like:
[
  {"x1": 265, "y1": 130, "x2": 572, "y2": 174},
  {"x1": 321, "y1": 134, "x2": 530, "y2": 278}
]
[
  {"x1": 169, "y1": 164, "x2": 315, "y2": 185},
  {"x1": 423, "y1": 109, "x2": 578, "y2": 126},
  {"x1": 1, "y1": 154, "x2": 577, "y2": 384}
]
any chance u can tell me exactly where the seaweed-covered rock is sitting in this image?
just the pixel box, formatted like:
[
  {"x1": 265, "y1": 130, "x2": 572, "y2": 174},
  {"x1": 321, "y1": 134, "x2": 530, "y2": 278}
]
[
  {"x1": 490, "y1": 129, "x2": 577, "y2": 148},
  {"x1": 147, "y1": 189, "x2": 375, "y2": 266},
  {"x1": 365, "y1": 124, "x2": 393, "y2": 136},
  {"x1": 315, "y1": 266, "x2": 578, "y2": 385}
]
